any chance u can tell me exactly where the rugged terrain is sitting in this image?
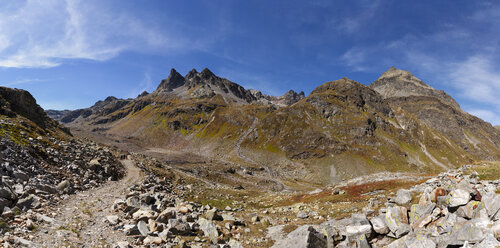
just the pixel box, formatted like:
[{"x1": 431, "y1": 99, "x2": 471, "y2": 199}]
[
  {"x1": 1, "y1": 66, "x2": 498, "y2": 247},
  {"x1": 48, "y1": 67, "x2": 500, "y2": 187}
]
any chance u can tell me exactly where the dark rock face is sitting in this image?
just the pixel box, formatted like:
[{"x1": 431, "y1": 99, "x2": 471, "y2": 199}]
[
  {"x1": 156, "y1": 69, "x2": 185, "y2": 92},
  {"x1": 183, "y1": 68, "x2": 257, "y2": 103},
  {"x1": 57, "y1": 96, "x2": 132, "y2": 124},
  {"x1": 311, "y1": 78, "x2": 392, "y2": 116},
  {"x1": 0, "y1": 87, "x2": 58, "y2": 129}
]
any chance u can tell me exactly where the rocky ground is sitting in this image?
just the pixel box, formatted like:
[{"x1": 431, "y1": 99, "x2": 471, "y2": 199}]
[
  {"x1": 0, "y1": 116, "x2": 124, "y2": 247},
  {"x1": 4, "y1": 149, "x2": 499, "y2": 247},
  {"x1": 0, "y1": 116, "x2": 499, "y2": 247}
]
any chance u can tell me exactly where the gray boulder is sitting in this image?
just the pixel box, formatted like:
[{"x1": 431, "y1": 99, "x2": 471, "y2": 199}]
[
  {"x1": 205, "y1": 208, "x2": 223, "y2": 221},
  {"x1": 370, "y1": 215, "x2": 389, "y2": 235},
  {"x1": 270, "y1": 225, "x2": 327, "y2": 248},
  {"x1": 482, "y1": 193, "x2": 500, "y2": 219},
  {"x1": 198, "y1": 218, "x2": 219, "y2": 244},
  {"x1": 472, "y1": 233, "x2": 500, "y2": 248},
  {"x1": 448, "y1": 189, "x2": 471, "y2": 207},
  {"x1": 394, "y1": 189, "x2": 412, "y2": 205},
  {"x1": 345, "y1": 214, "x2": 372, "y2": 238},
  {"x1": 405, "y1": 235, "x2": 436, "y2": 248},
  {"x1": 17, "y1": 194, "x2": 41, "y2": 210},
  {"x1": 137, "y1": 220, "x2": 150, "y2": 236},
  {"x1": 385, "y1": 205, "x2": 410, "y2": 238}
]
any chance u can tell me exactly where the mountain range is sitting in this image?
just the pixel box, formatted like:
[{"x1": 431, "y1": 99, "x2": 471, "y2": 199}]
[{"x1": 47, "y1": 67, "x2": 500, "y2": 186}]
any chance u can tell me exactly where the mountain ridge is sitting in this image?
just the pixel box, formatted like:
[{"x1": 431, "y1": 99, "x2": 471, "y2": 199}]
[{"x1": 46, "y1": 67, "x2": 500, "y2": 185}]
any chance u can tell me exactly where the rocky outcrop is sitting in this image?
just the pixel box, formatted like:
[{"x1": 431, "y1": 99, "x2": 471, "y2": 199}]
[
  {"x1": 370, "y1": 67, "x2": 461, "y2": 110},
  {"x1": 268, "y1": 90, "x2": 306, "y2": 106},
  {"x1": 156, "y1": 68, "x2": 185, "y2": 92},
  {"x1": 0, "y1": 87, "x2": 61, "y2": 130}
]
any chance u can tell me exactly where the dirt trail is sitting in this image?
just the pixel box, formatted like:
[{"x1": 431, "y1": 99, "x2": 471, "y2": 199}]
[{"x1": 31, "y1": 160, "x2": 143, "y2": 247}]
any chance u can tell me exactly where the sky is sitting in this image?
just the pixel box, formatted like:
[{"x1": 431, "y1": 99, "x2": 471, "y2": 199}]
[{"x1": 0, "y1": 1, "x2": 499, "y2": 125}]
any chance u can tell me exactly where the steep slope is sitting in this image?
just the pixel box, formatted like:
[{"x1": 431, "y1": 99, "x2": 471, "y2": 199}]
[
  {"x1": 0, "y1": 86, "x2": 123, "y2": 229},
  {"x1": 52, "y1": 68, "x2": 500, "y2": 187},
  {"x1": 369, "y1": 67, "x2": 500, "y2": 161}
]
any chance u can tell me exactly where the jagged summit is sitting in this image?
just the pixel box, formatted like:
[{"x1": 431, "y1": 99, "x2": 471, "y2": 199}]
[
  {"x1": 156, "y1": 68, "x2": 185, "y2": 92},
  {"x1": 153, "y1": 68, "x2": 307, "y2": 106},
  {"x1": 369, "y1": 67, "x2": 461, "y2": 109}
]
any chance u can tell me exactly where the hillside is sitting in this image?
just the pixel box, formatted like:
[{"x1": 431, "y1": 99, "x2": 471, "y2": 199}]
[
  {"x1": 0, "y1": 86, "x2": 123, "y2": 237},
  {"x1": 48, "y1": 68, "x2": 500, "y2": 187}
]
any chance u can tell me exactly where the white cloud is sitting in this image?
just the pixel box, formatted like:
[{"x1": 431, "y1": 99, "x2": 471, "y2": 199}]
[
  {"x1": 340, "y1": 47, "x2": 369, "y2": 72},
  {"x1": 334, "y1": 0, "x2": 381, "y2": 34},
  {"x1": 3, "y1": 78, "x2": 50, "y2": 86},
  {"x1": 0, "y1": 0, "x2": 181, "y2": 68},
  {"x1": 448, "y1": 56, "x2": 500, "y2": 106},
  {"x1": 466, "y1": 108, "x2": 500, "y2": 126}
]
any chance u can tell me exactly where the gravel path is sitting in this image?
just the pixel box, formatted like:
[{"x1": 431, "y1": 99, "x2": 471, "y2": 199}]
[{"x1": 31, "y1": 159, "x2": 143, "y2": 248}]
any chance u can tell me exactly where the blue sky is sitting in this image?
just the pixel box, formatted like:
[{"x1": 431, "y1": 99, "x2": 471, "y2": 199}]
[{"x1": 0, "y1": 1, "x2": 500, "y2": 125}]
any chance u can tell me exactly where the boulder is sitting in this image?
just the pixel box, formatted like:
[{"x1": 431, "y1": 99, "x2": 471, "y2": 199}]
[
  {"x1": 143, "y1": 236, "x2": 163, "y2": 245},
  {"x1": 409, "y1": 203, "x2": 435, "y2": 229},
  {"x1": 456, "y1": 201, "x2": 481, "y2": 219},
  {"x1": 345, "y1": 214, "x2": 372, "y2": 238},
  {"x1": 370, "y1": 215, "x2": 389, "y2": 234},
  {"x1": 198, "y1": 218, "x2": 219, "y2": 244},
  {"x1": 105, "y1": 215, "x2": 120, "y2": 225},
  {"x1": 405, "y1": 235, "x2": 436, "y2": 248},
  {"x1": 448, "y1": 189, "x2": 471, "y2": 207},
  {"x1": 270, "y1": 225, "x2": 327, "y2": 248},
  {"x1": 385, "y1": 205, "x2": 410, "y2": 238},
  {"x1": 205, "y1": 208, "x2": 223, "y2": 221},
  {"x1": 137, "y1": 220, "x2": 150, "y2": 236},
  {"x1": 56, "y1": 180, "x2": 71, "y2": 193},
  {"x1": 17, "y1": 194, "x2": 41, "y2": 210},
  {"x1": 0, "y1": 186, "x2": 15, "y2": 200},
  {"x1": 394, "y1": 189, "x2": 412, "y2": 205},
  {"x1": 482, "y1": 193, "x2": 500, "y2": 219},
  {"x1": 473, "y1": 233, "x2": 500, "y2": 248}
]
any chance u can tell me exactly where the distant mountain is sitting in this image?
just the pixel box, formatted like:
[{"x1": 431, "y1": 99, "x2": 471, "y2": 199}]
[
  {"x1": 49, "y1": 67, "x2": 500, "y2": 185},
  {"x1": 369, "y1": 68, "x2": 500, "y2": 161},
  {"x1": 45, "y1": 109, "x2": 71, "y2": 120}
]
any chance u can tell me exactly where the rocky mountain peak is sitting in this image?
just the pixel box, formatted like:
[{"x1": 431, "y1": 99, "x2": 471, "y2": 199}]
[
  {"x1": 376, "y1": 67, "x2": 433, "y2": 90},
  {"x1": 200, "y1": 68, "x2": 215, "y2": 79},
  {"x1": 369, "y1": 67, "x2": 461, "y2": 109},
  {"x1": 156, "y1": 68, "x2": 185, "y2": 92}
]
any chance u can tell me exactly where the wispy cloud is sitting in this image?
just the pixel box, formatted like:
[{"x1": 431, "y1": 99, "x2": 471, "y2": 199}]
[
  {"x1": 128, "y1": 71, "x2": 155, "y2": 98},
  {"x1": 335, "y1": 0, "x2": 381, "y2": 33},
  {"x1": 466, "y1": 108, "x2": 500, "y2": 127},
  {"x1": 3, "y1": 78, "x2": 51, "y2": 86},
  {"x1": 0, "y1": 0, "x2": 184, "y2": 68}
]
